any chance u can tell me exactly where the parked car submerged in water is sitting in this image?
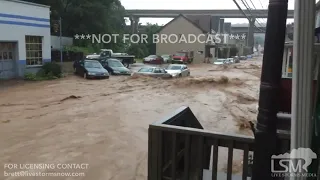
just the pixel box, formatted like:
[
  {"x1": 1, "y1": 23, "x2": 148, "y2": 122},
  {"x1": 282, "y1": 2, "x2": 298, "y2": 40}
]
[
  {"x1": 213, "y1": 59, "x2": 227, "y2": 65},
  {"x1": 161, "y1": 54, "x2": 172, "y2": 63},
  {"x1": 240, "y1": 56, "x2": 247, "y2": 60},
  {"x1": 233, "y1": 56, "x2": 240, "y2": 63},
  {"x1": 143, "y1": 55, "x2": 164, "y2": 64},
  {"x1": 165, "y1": 64, "x2": 190, "y2": 77},
  {"x1": 132, "y1": 67, "x2": 172, "y2": 78},
  {"x1": 172, "y1": 51, "x2": 194, "y2": 64},
  {"x1": 73, "y1": 59, "x2": 109, "y2": 79},
  {"x1": 227, "y1": 58, "x2": 234, "y2": 64},
  {"x1": 99, "y1": 58, "x2": 131, "y2": 75}
]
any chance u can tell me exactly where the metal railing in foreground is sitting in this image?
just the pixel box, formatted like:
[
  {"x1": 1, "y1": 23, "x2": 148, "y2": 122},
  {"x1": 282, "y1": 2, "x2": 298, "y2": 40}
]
[{"x1": 148, "y1": 106, "x2": 257, "y2": 180}]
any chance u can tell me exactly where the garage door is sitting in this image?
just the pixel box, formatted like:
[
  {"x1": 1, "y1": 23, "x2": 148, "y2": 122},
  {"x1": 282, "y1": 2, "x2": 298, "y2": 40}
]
[{"x1": 0, "y1": 43, "x2": 16, "y2": 79}]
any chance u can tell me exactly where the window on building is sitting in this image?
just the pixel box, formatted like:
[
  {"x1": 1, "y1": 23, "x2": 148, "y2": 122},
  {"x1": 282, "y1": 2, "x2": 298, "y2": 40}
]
[
  {"x1": 25, "y1": 36, "x2": 43, "y2": 65},
  {"x1": 195, "y1": 20, "x2": 200, "y2": 25}
]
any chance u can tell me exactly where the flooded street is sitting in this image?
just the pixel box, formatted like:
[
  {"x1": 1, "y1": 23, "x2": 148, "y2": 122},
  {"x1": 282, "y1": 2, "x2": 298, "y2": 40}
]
[{"x1": 0, "y1": 60, "x2": 261, "y2": 180}]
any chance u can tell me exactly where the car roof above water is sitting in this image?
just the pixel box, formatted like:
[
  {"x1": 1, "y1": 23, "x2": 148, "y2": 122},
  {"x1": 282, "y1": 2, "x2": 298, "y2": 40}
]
[
  {"x1": 106, "y1": 58, "x2": 121, "y2": 62},
  {"x1": 168, "y1": 64, "x2": 185, "y2": 67},
  {"x1": 84, "y1": 58, "x2": 100, "y2": 61},
  {"x1": 84, "y1": 59, "x2": 100, "y2": 62}
]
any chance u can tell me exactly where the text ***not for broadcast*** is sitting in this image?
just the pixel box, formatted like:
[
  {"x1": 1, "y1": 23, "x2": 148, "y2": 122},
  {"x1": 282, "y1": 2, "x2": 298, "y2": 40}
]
[{"x1": 74, "y1": 33, "x2": 246, "y2": 44}]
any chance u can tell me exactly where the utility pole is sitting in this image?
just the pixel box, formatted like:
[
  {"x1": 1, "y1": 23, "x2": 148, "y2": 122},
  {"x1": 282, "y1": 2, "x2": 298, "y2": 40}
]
[
  {"x1": 252, "y1": 0, "x2": 288, "y2": 179},
  {"x1": 59, "y1": 17, "x2": 63, "y2": 64}
]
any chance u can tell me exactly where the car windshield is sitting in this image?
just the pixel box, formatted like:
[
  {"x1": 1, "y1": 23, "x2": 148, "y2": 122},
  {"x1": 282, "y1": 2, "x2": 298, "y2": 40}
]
[
  {"x1": 147, "y1": 55, "x2": 157, "y2": 58},
  {"x1": 138, "y1": 68, "x2": 153, "y2": 72},
  {"x1": 84, "y1": 61, "x2": 102, "y2": 68},
  {"x1": 173, "y1": 53, "x2": 186, "y2": 56},
  {"x1": 162, "y1": 55, "x2": 170, "y2": 57},
  {"x1": 108, "y1": 60, "x2": 124, "y2": 67},
  {"x1": 167, "y1": 65, "x2": 182, "y2": 70},
  {"x1": 216, "y1": 59, "x2": 226, "y2": 61}
]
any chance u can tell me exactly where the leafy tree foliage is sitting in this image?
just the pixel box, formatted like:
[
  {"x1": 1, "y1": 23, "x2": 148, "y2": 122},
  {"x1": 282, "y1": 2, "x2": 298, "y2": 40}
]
[
  {"x1": 143, "y1": 23, "x2": 161, "y2": 55},
  {"x1": 127, "y1": 43, "x2": 148, "y2": 58},
  {"x1": 21, "y1": 1, "x2": 162, "y2": 56},
  {"x1": 23, "y1": 0, "x2": 126, "y2": 51},
  {"x1": 126, "y1": 23, "x2": 161, "y2": 58}
]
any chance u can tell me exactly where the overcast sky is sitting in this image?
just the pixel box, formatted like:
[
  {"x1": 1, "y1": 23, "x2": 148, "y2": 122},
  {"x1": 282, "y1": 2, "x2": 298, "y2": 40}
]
[{"x1": 121, "y1": 0, "x2": 305, "y2": 26}]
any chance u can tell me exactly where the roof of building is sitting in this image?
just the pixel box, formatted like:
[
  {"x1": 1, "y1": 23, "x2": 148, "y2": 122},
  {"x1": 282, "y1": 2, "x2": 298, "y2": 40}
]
[
  {"x1": 4, "y1": 0, "x2": 50, "y2": 8},
  {"x1": 185, "y1": 15, "x2": 211, "y2": 32},
  {"x1": 157, "y1": 14, "x2": 207, "y2": 34}
]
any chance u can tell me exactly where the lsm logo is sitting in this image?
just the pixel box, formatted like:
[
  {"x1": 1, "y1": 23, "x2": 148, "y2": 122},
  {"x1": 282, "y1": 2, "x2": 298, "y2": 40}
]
[{"x1": 271, "y1": 148, "x2": 317, "y2": 178}]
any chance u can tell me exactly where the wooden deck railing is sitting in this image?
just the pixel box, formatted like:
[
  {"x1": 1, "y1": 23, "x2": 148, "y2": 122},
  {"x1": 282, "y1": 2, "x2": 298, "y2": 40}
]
[{"x1": 148, "y1": 106, "x2": 291, "y2": 180}]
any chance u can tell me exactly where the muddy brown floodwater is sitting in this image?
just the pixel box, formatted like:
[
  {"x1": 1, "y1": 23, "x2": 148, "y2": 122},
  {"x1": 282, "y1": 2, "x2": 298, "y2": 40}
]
[{"x1": 0, "y1": 59, "x2": 262, "y2": 180}]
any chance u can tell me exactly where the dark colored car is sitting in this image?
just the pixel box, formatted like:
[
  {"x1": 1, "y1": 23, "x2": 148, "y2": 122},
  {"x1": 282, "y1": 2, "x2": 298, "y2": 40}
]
[
  {"x1": 233, "y1": 56, "x2": 240, "y2": 63},
  {"x1": 73, "y1": 59, "x2": 109, "y2": 79},
  {"x1": 240, "y1": 56, "x2": 247, "y2": 60},
  {"x1": 143, "y1": 55, "x2": 164, "y2": 64},
  {"x1": 99, "y1": 58, "x2": 131, "y2": 75},
  {"x1": 132, "y1": 67, "x2": 172, "y2": 78}
]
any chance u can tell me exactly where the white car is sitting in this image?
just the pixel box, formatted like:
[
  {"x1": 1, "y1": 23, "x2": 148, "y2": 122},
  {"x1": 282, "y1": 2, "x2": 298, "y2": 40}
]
[
  {"x1": 213, "y1": 59, "x2": 227, "y2": 65},
  {"x1": 165, "y1": 64, "x2": 190, "y2": 77}
]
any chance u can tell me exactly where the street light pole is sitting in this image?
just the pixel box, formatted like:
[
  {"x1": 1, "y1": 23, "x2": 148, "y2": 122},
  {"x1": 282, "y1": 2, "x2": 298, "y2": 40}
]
[
  {"x1": 59, "y1": 17, "x2": 63, "y2": 64},
  {"x1": 252, "y1": 0, "x2": 288, "y2": 179}
]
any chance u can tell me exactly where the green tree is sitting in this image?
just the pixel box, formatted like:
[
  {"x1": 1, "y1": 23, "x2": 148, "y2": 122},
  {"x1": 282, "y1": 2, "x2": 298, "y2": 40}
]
[
  {"x1": 143, "y1": 23, "x2": 161, "y2": 55},
  {"x1": 127, "y1": 43, "x2": 148, "y2": 58},
  {"x1": 23, "y1": 0, "x2": 126, "y2": 51}
]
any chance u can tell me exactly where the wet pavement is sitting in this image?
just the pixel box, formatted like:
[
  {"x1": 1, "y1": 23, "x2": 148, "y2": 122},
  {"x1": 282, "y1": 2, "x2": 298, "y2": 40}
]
[{"x1": 0, "y1": 59, "x2": 262, "y2": 180}]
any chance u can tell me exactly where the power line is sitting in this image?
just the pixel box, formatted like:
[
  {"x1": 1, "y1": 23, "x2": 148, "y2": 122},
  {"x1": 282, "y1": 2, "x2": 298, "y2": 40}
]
[
  {"x1": 238, "y1": 0, "x2": 265, "y2": 30},
  {"x1": 232, "y1": 0, "x2": 265, "y2": 32},
  {"x1": 257, "y1": 0, "x2": 264, "y2": 8},
  {"x1": 247, "y1": 0, "x2": 267, "y2": 25},
  {"x1": 240, "y1": 0, "x2": 265, "y2": 26},
  {"x1": 248, "y1": 0, "x2": 257, "y2": 9}
]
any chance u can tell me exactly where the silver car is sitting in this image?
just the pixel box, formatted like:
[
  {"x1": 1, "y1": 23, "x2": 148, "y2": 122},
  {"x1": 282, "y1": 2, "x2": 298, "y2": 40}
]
[
  {"x1": 132, "y1": 67, "x2": 172, "y2": 78},
  {"x1": 227, "y1": 58, "x2": 234, "y2": 64},
  {"x1": 165, "y1": 64, "x2": 190, "y2": 77},
  {"x1": 161, "y1": 54, "x2": 172, "y2": 63},
  {"x1": 213, "y1": 59, "x2": 227, "y2": 65}
]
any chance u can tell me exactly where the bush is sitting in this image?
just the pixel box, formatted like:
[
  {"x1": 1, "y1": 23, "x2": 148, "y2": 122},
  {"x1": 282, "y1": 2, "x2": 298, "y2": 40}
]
[
  {"x1": 41, "y1": 62, "x2": 62, "y2": 77},
  {"x1": 24, "y1": 73, "x2": 38, "y2": 80},
  {"x1": 24, "y1": 62, "x2": 62, "y2": 81}
]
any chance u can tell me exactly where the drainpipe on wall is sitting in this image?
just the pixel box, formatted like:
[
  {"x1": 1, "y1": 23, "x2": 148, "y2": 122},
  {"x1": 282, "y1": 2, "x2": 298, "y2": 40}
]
[{"x1": 291, "y1": 0, "x2": 315, "y2": 179}]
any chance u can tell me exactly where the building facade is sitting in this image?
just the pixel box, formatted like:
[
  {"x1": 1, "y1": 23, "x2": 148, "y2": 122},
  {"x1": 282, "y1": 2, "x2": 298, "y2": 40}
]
[
  {"x1": 156, "y1": 15, "x2": 208, "y2": 63},
  {"x1": 0, "y1": 0, "x2": 51, "y2": 79}
]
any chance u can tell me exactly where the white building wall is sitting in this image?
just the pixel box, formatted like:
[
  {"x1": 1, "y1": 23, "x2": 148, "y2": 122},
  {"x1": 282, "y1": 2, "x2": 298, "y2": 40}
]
[{"x1": 0, "y1": 0, "x2": 50, "y2": 77}]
